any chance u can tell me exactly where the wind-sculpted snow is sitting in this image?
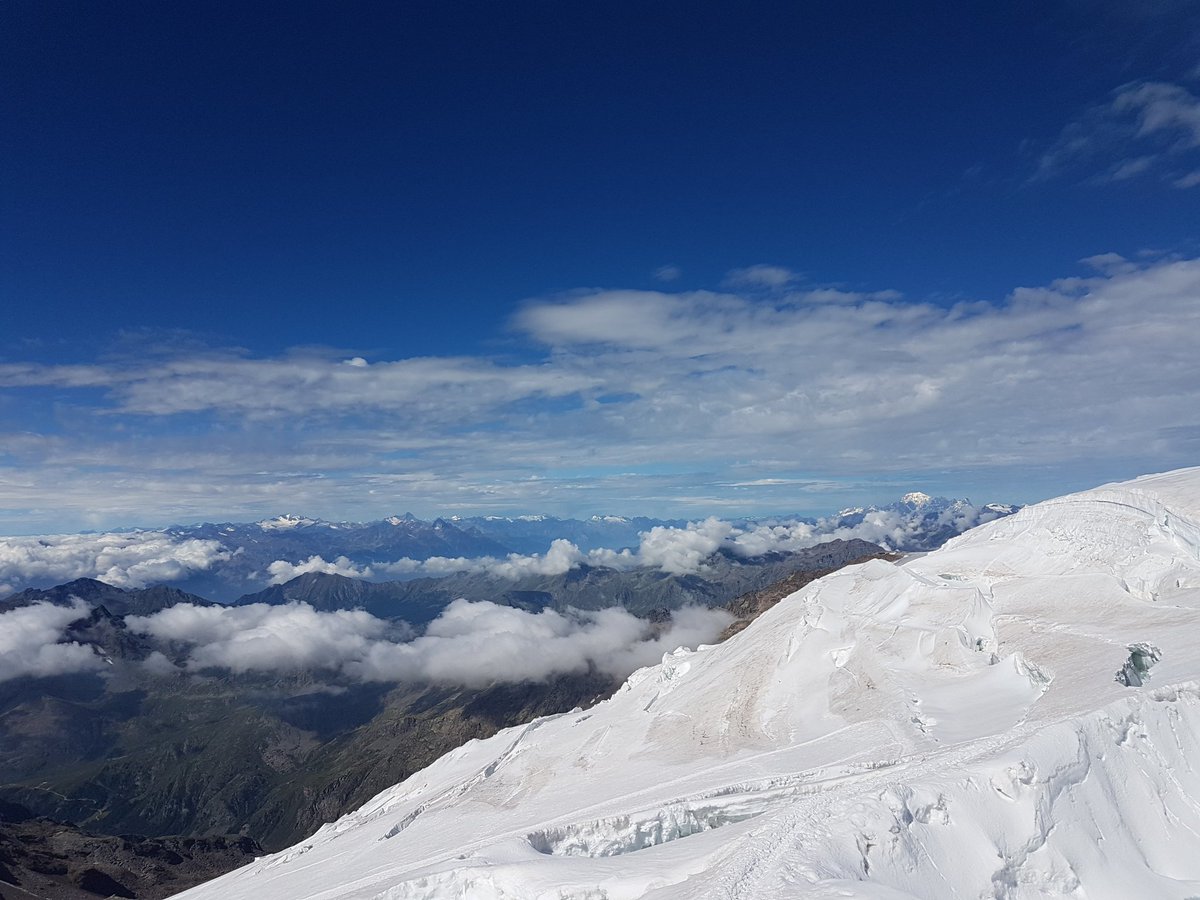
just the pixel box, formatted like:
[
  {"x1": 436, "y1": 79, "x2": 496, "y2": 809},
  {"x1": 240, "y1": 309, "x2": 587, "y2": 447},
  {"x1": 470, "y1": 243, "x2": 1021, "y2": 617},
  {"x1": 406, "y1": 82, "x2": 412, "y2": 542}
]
[{"x1": 176, "y1": 468, "x2": 1200, "y2": 899}]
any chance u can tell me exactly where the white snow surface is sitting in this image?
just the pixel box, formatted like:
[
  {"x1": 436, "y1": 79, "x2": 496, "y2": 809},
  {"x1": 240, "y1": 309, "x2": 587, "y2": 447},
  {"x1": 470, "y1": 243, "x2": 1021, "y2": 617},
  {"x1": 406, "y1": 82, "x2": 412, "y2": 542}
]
[{"x1": 178, "y1": 468, "x2": 1200, "y2": 900}]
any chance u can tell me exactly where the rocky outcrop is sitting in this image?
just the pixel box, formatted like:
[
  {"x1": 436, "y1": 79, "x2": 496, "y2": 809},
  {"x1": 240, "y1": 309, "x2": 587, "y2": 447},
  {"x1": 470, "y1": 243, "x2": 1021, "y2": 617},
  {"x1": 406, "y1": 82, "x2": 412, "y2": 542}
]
[{"x1": 0, "y1": 801, "x2": 260, "y2": 900}]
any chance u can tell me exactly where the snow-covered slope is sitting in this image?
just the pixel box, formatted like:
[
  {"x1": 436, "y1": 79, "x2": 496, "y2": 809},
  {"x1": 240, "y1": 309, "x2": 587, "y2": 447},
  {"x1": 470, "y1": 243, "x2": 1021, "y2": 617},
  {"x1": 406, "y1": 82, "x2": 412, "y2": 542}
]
[{"x1": 177, "y1": 468, "x2": 1200, "y2": 900}]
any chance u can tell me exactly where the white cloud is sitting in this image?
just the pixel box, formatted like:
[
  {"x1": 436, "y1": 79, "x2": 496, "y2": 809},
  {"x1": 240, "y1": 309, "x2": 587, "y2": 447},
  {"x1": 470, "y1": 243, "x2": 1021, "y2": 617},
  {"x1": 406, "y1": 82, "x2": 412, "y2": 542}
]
[
  {"x1": 653, "y1": 265, "x2": 682, "y2": 282},
  {"x1": 267, "y1": 503, "x2": 1003, "y2": 588},
  {"x1": 723, "y1": 265, "x2": 798, "y2": 289},
  {"x1": 0, "y1": 532, "x2": 233, "y2": 594},
  {"x1": 127, "y1": 602, "x2": 394, "y2": 674},
  {"x1": 297, "y1": 523, "x2": 741, "y2": 582},
  {"x1": 515, "y1": 257, "x2": 1200, "y2": 476},
  {"x1": 1, "y1": 255, "x2": 1199, "y2": 529},
  {"x1": 724, "y1": 502, "x2": 1008, "y2": 557},
  {"x1": 126, "y1": 599, "x2": 731, "y2": 686},
  {"x1": 347, "y1": 600, "x2": 732, "y2": 686},
  {"x1": 303, "y1": 539, "x2": 594, "y2": 583},
  {"x1": 1035, "y1": 79, "x2": 1200, "y2": 185},
  {"x1": 0, "y1": 353, "x2": 595, "y2": 419},
  {"x1": 267, "y1": 554, "x2": 373, "y2": 584},
  {"x1": 1112, "y1": 81, "x2": 1200, "y2": 147},
  {"x1": 624, "y1": 518, "x2": 733, "y2": 575},
  {"x1": 0, "y1": 600, "x2": 102, "y2": 682}
]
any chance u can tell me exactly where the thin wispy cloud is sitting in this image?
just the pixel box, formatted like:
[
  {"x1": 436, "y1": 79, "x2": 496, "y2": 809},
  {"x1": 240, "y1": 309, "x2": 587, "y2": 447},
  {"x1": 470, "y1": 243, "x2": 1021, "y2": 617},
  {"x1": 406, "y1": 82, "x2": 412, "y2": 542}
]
[
  {"x1": 722, "y1": 264, "x2": 799, "y2": 289},
  {"x1": 0, "y1": 354, "x2": 596, "y2": 419},
  {"x1": 0, "y1": 256, "x2": 1198, "y2": 530},
  {"x1": 1034, "y1": 78, "x2": 1200, "y2": 187}
]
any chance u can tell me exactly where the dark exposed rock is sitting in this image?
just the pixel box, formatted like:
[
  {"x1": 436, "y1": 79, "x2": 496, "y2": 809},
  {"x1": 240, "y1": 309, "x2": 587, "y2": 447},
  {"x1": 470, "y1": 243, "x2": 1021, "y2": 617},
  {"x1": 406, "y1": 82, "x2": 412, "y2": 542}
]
[
  {"x1": 0, "y1": 814, "x2": 260, "y2": 900},
  {"x1": 0, "y1": 579, "x2": 213, "y2": 617}
]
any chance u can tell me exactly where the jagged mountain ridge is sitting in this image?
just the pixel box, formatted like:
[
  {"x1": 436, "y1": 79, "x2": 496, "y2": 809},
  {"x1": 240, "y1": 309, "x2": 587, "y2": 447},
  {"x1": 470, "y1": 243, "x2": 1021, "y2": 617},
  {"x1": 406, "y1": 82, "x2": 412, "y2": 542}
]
[
  {"x1": 236, "y1": 539, "x2": 888, "y2": 620},
  {"x1": 0, "y1": 578, "x2": 214, "y2": 616},
  {"x1": 447, "y1": 515, "x2": 689, "y2": 555},
  {"x1": 175, "y1": 468, "x2": 1200, "y2": 900},
  {"x1": 0, "y1": 800, "x2": 261, "y2": 900},
  {"x1": 159, "y1": 515, "x2": 515, "y2": 600},
  {"x1": 0, "y1": 495, "x2": 1017, "y2": 603}
]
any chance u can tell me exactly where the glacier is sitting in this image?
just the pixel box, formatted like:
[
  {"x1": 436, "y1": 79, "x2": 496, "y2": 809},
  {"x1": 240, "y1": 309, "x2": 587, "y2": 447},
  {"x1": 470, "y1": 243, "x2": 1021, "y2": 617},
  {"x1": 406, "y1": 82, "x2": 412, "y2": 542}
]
[{"x1": 176, "y1": 467, "x2": 1200, "y2": 899}]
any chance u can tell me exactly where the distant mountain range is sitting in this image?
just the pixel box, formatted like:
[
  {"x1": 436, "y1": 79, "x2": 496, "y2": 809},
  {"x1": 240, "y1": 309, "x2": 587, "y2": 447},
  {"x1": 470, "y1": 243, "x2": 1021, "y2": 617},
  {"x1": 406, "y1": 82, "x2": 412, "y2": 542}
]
[
  {"x1": 158, "y1": 514, "x2": 514, "y2": 599},
  {"x1": 445, "y1": 514, "x2": 688, "y2": 554},
  {"x1": 30, "y1": 495, "x2": 1010, "y2": 602},
  {"x1": 235, "y1": 539, "x2": 889, "y2": 621}
]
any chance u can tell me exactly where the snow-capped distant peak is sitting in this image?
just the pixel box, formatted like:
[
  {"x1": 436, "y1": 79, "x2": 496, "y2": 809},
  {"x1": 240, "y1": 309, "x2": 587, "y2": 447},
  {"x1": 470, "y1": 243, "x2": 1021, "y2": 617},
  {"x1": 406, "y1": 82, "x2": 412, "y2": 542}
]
[
  {"x1": 384, "y1": 513, "x2": 421, "y2": 526},
  {"x1": 256, "y1": 514, "x2": 319, "y2": 530},
  {"x1": 590, "y1": 515, "x2": 630, "y2": 523},
  {"x1": 900, "y1": 490, "x2": 933, "y2": 506}
]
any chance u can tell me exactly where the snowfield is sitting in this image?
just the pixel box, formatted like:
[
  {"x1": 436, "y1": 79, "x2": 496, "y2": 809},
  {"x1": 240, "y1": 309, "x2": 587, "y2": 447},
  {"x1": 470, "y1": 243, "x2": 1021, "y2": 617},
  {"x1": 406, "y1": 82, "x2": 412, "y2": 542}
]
[{"x1": 177, "y1": 468, "x2": 1200, "y2": 899}]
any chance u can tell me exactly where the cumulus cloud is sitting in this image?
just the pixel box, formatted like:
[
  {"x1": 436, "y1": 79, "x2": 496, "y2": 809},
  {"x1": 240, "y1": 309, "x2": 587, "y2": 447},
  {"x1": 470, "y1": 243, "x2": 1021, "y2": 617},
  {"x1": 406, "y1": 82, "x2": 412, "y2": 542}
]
[
  {"x1": 127, "y1": 599, "x2": 731, "y2": 686},
  {"x1": 0, "y1": 531, "x2": 233, "y2": 595},
  {"x1": 267, "y1": 554, "x2": 373, "y2": 584},
  {"x1": 347, "y1": 600, "x2": 731, "y2": 686},
  {"x1": 625, "y1": 518, "x2": 734, "y2": 574},
  {"x1": 127, "y1": 602, "x2": 395, "y2": 673},
  {"x1": 0, "y1": 600, "x2": 102, "y2": 682}
]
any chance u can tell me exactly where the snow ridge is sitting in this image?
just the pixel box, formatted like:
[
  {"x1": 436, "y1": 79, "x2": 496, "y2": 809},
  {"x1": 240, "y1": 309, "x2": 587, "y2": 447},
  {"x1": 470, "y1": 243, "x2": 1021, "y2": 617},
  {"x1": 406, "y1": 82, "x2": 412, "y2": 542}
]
[{"x1": 177, "y1": 467, "x2": 1200, "y2": 900}]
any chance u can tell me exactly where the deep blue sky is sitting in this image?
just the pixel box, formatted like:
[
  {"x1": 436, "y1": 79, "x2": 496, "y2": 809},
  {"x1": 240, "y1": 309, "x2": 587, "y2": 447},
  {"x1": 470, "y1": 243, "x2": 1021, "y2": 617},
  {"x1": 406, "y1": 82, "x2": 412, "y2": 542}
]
[{"x1": 2, "y1": 1, "x2": 1199, "y2": 532}]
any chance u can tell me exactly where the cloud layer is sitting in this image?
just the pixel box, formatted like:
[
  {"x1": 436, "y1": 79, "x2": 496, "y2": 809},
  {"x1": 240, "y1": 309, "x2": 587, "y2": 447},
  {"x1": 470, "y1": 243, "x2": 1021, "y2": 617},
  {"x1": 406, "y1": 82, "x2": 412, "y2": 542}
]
[
  {"x1": 0, "y1": 600, "x2": 101, "y2": 682},
  {"x1": 0, "y1": 532, "x2": 233, "y2": 596},
  {"x1": 128, "y1": 602, "x2": 397, "y2": 673},
  {"x1": 128, "y1": 600, "x2": 731, "y2": 686},
  {"x1": 265, "y1": 500, "x2": 1009, "y2": 583},
  {"x1": 1, "y1": 254, "x2": 1198, "y2": 529}
]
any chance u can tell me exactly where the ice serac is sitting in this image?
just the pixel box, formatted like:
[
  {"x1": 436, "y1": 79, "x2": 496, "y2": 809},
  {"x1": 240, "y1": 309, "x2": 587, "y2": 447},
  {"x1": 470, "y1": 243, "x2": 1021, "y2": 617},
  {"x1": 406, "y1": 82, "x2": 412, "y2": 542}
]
[{"x1": 177, "y1": 468, "x2": 1200, "y2": 900}]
